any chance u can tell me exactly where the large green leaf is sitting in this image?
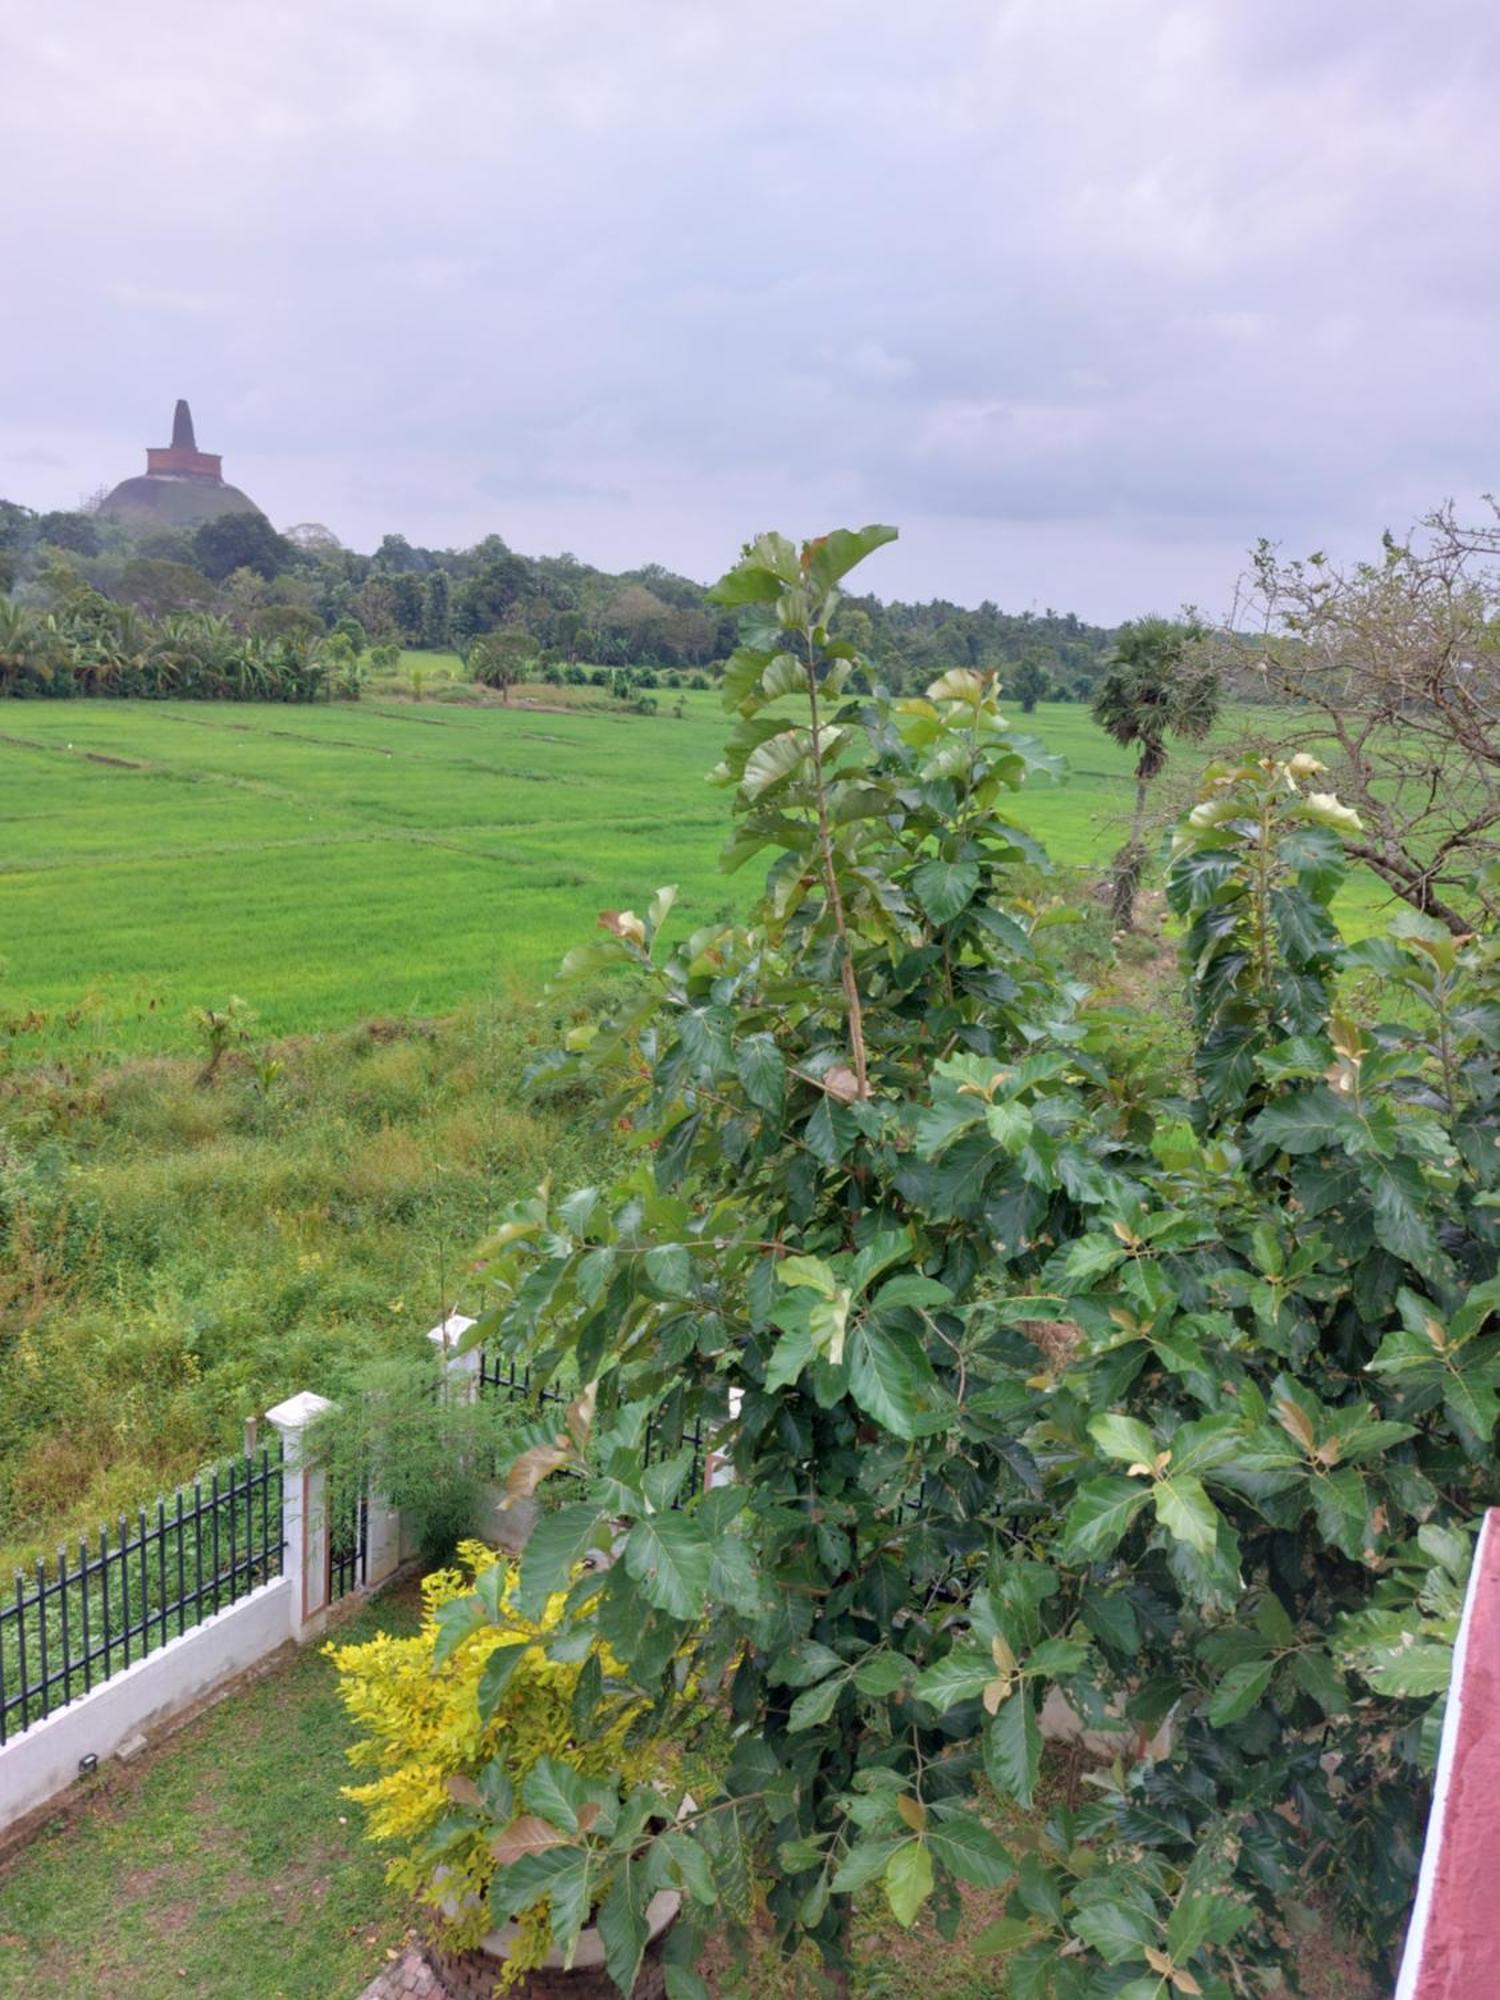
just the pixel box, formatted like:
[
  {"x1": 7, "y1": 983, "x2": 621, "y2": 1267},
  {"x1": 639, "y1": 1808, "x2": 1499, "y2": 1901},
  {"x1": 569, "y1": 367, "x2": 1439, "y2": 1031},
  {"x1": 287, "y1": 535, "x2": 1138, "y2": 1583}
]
[
  {"x1": 913, "y1": 1647, "x2": 996, "y2": 1713},
  {"x1": 804, "y1": 523, "x2": 899, "y2": 593},
  {"x1": 984, "y1": 1686, "x2": 1041, "y2": 1807},
  {"x1": 516, "y1": 1503, "x2": 604, "y2": 1617},
  {"x1": 432, "y1": 1593, "x2": 489, "y2": 1668},
  {"x1": 709, "y1": 563, "x2": 785, "y2": 608},
  {"x1": 644, "y1": 1244, "x2": 693, "y2": 1298},
  {"x1": 522, "y1": 1754, "x2": 588, "y2": 1834},
  {"x1": 719, "y1": 642, "x2": 776, "y2": 707},
  {"x1": 926, "y1": 1809, "x2": 1013, "y2": 1888},
  {"x1": 741, "y1": 728, "x2": 808, "y2": 800},
  {"x1": 476, "y1": 1641, "x2": 530, "y2": 1722},
  {"x1": 1251, "y1": 1087, "x2": 1345, "y2": 1154},
  {"x1": 848, "y1": 1318, "x2": 944, "y2": 1439},
  {"x1": 1060, "y1": 1477, "x2": 1150, "y2": 1560},
  {"x1": 1088, "y1": 1412, "x2": 1157, "y2": 1465},
  {"x1": 912, "y1": 859, "x2": 981, "y2": 927},
  {"x1": 787, "y1": 1671, "x2": 850, "y2": 1733},
  {"x1": 623, "y1": 1514, "x2": 712, "y2": 1620},
  {"x1": 763, "y1": 1323, "x2": 815, "y2": 1393},
  {"x1": 1152, "y1": 1473, "x2": 1220, "y2": 1556},
  {"x1": 1306, "y1": 1464, "x2": 1365, "y2": 1559},
  {"x1": 883, "y1": 1838, "x2": 935, "y2": 1926},
  {"x1": 1068, "y1": 1896, "x2": 1157, "y2": 1965},
  {"x1": 1352, "y1": 1637, "x2": 1456, "y2": 1698},
  {"x1": 489, "y1": 1844, "x2": 576, "y2": 1922},
  {"x1": 1080, "y1": 1586, "x2": 1140, "y2": 1656},
  {"x1": 832, "y1": 1836, "x2": 904, "y2": 1893},
  {"x1": 546, "y1": 1847, "x2": 594, "y2": 1965},
  {"x1": 664, "y1": 1969, "x2": 714, "y2": 2000},
  {"x1": 657, "y1": 1830, "x2": 717, "y2": 1907},
  {"x1": 1206, "y1": 1657, "x2": 1274, "y2": 1725},
  {"x1": 1443, "y1": 1365, "x2": 1500, "y2": 1451},
  {"x1": 597, "y1": 1861, "x2": 649, "y2": 1996},
  {"x1": 854, "y1": 1652, "x2": 911, "y2": 1697},
  {"x1": 768, "y1": 1638, "x2": 846, "y2": 1689},
  {"x1": 735, "y1": 1033, "x2": 786, "y2": 1116},
  {"x1": 848, "y1": 1229, "x2": 914, "y2": 1299},
  {"x1": 1369, "y1": 1161, "x2": 1438, "y2": 1268}
]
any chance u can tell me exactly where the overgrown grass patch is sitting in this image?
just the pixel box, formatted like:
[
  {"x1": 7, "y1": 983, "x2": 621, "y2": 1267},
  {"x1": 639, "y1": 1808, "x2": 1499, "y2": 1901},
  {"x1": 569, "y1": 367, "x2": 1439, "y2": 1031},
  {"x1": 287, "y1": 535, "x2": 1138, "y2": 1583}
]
[{"x1": 0, "y1": 1002, "x2": 614, "y2": 1568}]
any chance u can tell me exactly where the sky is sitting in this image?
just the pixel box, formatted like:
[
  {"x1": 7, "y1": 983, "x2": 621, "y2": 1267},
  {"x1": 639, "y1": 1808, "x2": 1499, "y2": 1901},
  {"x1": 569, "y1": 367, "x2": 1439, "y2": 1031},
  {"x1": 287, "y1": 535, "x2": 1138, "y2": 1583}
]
[{"x1": 3, "y1": 0, "x2": 1498, "y2": 621}]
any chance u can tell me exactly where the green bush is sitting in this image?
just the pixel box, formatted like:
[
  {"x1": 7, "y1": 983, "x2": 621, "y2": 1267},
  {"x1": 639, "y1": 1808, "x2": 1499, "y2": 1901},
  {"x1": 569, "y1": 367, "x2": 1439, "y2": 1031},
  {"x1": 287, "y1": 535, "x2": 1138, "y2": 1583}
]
[
  {"x1": 304, "y1": 1353, "x2": 529, "y2": 1564},
  {"x1": 462, "y1": 529, "x2": 1499, "y2": 1997},
  {"x1": 328, "y1": 1543, "x2": 669, "y2": 1975}
]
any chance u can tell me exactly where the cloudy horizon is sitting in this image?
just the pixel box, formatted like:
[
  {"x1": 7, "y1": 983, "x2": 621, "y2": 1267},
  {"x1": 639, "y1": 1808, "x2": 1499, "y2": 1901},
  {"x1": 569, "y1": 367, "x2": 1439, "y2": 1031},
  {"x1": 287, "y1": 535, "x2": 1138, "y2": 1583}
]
[{"x1": 3, "y1": 0, "x2": 1498, "y2": 621}]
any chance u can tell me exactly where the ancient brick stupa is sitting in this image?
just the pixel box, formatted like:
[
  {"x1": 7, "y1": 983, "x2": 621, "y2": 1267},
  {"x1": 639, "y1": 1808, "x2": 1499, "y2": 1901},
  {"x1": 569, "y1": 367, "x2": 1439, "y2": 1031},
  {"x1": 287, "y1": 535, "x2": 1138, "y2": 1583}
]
[{"x1": 100, "y1": 399, "x2": 263, "y2": 528}]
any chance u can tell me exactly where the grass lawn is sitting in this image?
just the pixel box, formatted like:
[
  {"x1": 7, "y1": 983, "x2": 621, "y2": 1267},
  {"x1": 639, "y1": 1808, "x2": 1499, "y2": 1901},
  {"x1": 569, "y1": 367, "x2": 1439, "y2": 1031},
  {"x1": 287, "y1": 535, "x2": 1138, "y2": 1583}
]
[
  {"x1": 0, "y1": 690, "x2": 1388, "y2": 1063},
  {"x1": 0, "y1": 1591, "x2": 422, "y2": 2000}
]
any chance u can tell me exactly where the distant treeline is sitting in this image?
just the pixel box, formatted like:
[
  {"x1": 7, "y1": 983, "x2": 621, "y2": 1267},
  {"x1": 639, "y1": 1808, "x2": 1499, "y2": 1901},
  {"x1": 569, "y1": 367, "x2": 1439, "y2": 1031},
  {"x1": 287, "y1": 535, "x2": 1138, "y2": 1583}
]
[{"x1": 0, "y1": 496, "x2": 1119, "y2": 700}]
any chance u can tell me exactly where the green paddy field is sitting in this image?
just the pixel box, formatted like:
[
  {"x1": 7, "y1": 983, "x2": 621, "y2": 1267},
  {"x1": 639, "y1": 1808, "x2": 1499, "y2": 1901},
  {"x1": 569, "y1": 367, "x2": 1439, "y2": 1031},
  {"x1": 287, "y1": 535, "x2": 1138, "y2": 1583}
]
[{"x1": 0, "y1": 688, "x2": 1383, "y2": 1056}]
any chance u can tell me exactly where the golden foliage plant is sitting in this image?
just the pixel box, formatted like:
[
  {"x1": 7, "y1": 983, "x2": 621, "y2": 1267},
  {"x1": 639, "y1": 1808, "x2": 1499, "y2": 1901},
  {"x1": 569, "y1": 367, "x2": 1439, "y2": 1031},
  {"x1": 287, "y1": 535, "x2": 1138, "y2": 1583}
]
[{"x1": 328, "y1": 1542, "x2": 658, "y2": 1981}]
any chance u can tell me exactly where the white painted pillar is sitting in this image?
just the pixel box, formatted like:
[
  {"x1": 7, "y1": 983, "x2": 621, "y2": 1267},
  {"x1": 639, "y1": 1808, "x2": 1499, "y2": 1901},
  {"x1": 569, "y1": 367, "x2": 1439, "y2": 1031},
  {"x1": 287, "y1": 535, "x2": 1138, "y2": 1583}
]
[
  {"x1": 365, "y1": 1490, "x2": 403, "y2": 1588},
  {"x1": 426, "y1": 1312, "x2": 479, "y2": 1401},
  {"x1": 267, "y1": 1391, "x2": 334, "y2": 1642}
]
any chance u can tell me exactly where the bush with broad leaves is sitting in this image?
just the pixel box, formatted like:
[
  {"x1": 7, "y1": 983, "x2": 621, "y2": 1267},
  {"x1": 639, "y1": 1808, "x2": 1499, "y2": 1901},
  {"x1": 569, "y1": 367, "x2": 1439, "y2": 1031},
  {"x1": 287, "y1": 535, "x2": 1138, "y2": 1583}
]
[{"x1": 443, "y1": 528, "x2": 1499, "y2": 1999}]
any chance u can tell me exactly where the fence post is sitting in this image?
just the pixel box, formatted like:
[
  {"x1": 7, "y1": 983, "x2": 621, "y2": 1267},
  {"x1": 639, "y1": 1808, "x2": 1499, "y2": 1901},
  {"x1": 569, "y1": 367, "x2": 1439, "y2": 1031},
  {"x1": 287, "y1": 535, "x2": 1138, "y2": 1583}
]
[
  {"x1": 427, "y1": 1312, "x2": 479, "y2": 1401},
  {"x1": 266, "y1": 1392, "x2": 333, "y2": 1642},
  {"x1": 365, "y1": 1485, "x2": 402, "y2": 1590}
]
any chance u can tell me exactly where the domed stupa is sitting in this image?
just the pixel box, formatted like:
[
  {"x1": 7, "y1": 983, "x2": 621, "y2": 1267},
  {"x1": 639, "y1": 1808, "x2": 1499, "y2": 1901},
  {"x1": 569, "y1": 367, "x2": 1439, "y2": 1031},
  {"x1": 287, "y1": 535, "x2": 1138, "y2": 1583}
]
[{"x1": 100, "y1": 399, "x2": 263, "y2": 528}]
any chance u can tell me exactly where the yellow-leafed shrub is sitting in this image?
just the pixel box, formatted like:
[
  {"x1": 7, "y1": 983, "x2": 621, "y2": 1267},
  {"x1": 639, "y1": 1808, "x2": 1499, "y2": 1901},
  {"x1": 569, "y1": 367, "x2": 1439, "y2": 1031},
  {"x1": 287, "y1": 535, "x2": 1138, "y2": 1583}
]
[{"x1": 328, "y1": 1541, "x2": 661, "y2": 1982}]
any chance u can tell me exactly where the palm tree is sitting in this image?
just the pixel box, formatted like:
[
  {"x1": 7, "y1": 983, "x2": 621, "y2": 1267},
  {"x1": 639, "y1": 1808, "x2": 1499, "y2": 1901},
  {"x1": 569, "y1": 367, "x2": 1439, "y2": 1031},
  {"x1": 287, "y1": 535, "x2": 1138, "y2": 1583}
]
[
  {"x1": 0, "y1": 599, "x2": 49, "y2": 695},
  {"x1": 1091, "y1": 616, "x2": 1218, "y2": 928},
  {"x1": 193, "y1": 615, "x2": 241, "y2": 696},
  {"x1": 79, "y1": 602, "x2": 148, "y2": 694}
]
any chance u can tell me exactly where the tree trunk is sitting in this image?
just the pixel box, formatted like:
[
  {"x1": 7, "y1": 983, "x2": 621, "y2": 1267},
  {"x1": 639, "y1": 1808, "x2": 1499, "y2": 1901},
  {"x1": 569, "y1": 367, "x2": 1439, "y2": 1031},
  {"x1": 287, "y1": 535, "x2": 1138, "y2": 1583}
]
[
  {"x1": 1110, "y1": 769, "x2": 1153, "y2": 932},
  {"x1": 1130, "y1": 768, "x2": 1151, "y2": 851}
]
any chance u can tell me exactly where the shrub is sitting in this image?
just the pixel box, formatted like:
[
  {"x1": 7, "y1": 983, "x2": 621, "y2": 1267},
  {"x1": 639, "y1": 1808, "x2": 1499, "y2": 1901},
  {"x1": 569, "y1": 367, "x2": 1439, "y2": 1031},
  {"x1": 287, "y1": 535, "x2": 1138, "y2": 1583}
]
[
  {"x1": 332, "y1": 614, "x2": 368, "y2": 655},
  {"x1": 329, "y1": 1543, "x2": 663, "y2": 1982},
  {"x1": 188, "y1": 995, "x2": 256, "y2": 1087},
  {"x1": 465, "y1": 528, "x2": 1500, "y2": 1997},
  {"x1": 304, "y1": 1353, "x2": 530, "y2": 1565}
]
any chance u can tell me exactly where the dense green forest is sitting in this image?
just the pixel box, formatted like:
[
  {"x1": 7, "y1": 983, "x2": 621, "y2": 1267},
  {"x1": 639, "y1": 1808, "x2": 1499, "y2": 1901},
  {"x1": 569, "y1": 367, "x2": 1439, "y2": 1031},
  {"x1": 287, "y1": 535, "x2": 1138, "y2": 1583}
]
[{"x1": 0, "y1": 495, "x2": 1116, "y2": 699}]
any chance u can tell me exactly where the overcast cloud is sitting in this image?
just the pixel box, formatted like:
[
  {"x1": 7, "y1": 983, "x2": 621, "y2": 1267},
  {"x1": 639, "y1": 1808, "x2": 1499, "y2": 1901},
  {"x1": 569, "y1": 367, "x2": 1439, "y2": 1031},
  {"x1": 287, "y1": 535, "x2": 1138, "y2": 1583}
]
[{"x1": 2, "y1": 0, "x2": 1498, "y2": 618}]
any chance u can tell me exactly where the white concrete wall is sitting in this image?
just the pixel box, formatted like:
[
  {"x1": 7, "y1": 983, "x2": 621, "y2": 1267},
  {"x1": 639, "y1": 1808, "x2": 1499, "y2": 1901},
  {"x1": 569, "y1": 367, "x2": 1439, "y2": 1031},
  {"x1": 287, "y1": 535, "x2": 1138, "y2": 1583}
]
[{"x1": 0, "y1": 1576, "x2": 292, "y2": 1834}]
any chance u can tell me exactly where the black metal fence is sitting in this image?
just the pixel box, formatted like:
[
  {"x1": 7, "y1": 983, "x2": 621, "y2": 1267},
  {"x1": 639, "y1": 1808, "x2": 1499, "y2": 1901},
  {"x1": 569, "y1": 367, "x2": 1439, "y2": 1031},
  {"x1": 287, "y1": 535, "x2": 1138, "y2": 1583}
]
[
  {"x1": 477, "y1": 1351, "x2": 568, "y2": 1413},
  {"x1": 328, "y1": 1489, "x2": 368, "y2": 1602},
  {"x1": 477, "y1": 1351, "x2": 709, "y2": 1496},
  {"x1": 0, "y1": 1441, "x2": 283, "y2": 1745}
]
